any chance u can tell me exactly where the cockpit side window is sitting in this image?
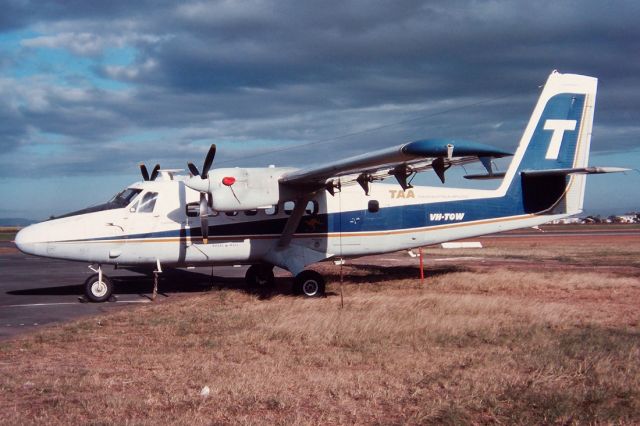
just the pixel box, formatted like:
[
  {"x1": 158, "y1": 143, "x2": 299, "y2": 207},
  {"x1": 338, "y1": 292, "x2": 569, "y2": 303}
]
[
  {"x1": 137, "y1": 192, "x2": 159, "y2": 213},
  {"x1": 111, "y1": 188, "x2": 143, "y2": 208}
]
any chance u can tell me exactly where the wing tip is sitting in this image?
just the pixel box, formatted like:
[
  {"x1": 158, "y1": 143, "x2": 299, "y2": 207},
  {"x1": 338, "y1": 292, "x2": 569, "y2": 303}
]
[{"x1": 402, "y1": 139, "x2": 512, "y2": 158}]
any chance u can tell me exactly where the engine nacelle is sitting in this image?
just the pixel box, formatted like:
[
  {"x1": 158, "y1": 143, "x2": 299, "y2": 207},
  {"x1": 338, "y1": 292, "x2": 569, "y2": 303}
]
[{"x1": 205, "y1": 167, "x2": 288, "y2": 211}]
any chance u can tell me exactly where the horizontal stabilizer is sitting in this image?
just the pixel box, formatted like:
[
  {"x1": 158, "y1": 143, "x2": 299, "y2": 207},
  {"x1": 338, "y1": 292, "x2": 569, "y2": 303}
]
[
  {"x1": 464, "y1": 172, "x2": 506, "y2": 180},
  {"x1": 520, "y1": 166, "x2": 630, "y2": 177}
]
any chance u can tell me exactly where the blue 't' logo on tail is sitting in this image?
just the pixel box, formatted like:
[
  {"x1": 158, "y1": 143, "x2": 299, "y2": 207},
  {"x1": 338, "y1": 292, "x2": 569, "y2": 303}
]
[{"x1": 518, "y1": 94, "x2": 585, "y2": 171}]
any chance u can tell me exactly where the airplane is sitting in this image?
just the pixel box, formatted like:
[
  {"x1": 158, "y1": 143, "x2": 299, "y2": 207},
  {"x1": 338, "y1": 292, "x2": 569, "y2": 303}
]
[{"x1": 14, "y1": 71, "x2": 628, "y2": 302}]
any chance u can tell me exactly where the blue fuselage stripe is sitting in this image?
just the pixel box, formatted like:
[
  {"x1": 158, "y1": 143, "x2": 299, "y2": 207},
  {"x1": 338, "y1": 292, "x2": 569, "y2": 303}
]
[{"x1": 68, "y1": 190, "x2": 527, "y2": 242}]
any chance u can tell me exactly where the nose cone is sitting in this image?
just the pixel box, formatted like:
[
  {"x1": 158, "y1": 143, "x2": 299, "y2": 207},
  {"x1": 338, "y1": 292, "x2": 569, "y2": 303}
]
[{"x1": 14, "y1": 224, "x2": 39, "y2": 255}]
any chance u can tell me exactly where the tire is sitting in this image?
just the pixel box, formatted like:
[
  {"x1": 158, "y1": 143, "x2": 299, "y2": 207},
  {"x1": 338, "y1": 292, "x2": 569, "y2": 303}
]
[
  {"x1": 294, "y1": 270, "x2": 325, "y2": 298},
  {"x1": 84, "y1": 273, "x2": 114, "y2": 303},
  {"x1": 245, "y1": 265, "x2": 275, "y2": 289}
]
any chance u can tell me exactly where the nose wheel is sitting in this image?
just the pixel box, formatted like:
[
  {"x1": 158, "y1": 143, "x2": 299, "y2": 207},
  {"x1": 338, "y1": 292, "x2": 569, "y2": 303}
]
[
  {"x1": 294, "y1": 270, "x2": 325, "y2": 298},
  {"x1": 84, "y1": 273, "x2": 114, "y2": 303}
]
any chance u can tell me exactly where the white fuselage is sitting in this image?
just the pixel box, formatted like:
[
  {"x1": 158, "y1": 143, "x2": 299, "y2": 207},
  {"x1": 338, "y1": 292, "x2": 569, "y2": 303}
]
[{"x1": 14, "y1": 177, "x2": 566, "y2": 273}]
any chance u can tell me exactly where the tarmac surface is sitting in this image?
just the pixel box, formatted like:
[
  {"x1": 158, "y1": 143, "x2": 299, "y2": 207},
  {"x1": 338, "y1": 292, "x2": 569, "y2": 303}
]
[
  {"x1": 1, "y1": 226, "x2": 639, "y2": 339},
  {"x1": 0, "y1": 241, "x2": 252, "y2": 339}
]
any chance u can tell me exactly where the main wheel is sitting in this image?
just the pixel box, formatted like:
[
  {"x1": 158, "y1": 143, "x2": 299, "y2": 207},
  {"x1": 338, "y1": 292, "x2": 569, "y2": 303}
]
[
  {"x1": 84, "y1": 273, "x2": 114, "y2": 303},
  {"x1": 294, "y1": 270, "x2": 325, "y2": 298},
  {"x1": 245, "y1": 265, "x2": 275, "y2": 290}
]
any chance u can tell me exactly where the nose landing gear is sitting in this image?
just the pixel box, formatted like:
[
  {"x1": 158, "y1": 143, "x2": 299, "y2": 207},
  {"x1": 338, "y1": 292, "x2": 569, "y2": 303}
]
[{"x1": 84, "y1": 266, "x2": 114, "y2": 303}]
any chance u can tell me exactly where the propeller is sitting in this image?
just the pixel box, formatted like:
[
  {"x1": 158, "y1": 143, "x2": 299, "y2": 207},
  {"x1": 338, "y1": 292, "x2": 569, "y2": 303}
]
[
  {"x1": 140, "y1": 163, "x2": 161, "y2": 181},
  {"x1": 186, "y1": 144, "x2": 217, "y2": 243},
  {"x1": 199, "y1": 193, "x2": 209, "y2": 243},
  {"x1": 187, "y1": 144, "x2": 216, "y2": 179}
]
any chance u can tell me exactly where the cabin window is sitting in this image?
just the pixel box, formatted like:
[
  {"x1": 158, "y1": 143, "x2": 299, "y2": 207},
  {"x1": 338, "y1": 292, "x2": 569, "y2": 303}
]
[
  {"x1": 265, "y1": 205, "x2": 278, "y2": 215},
  {"x1": 244, "y1": 209, "x2": 258, "y2": 216},
  {"x1": 368, "y1": 200, "x2": 379, "y2": 213},
  {"x1": 137, "y1": 192, "x2": 158, "y2": 213},
  {"x1": 305, "y1": 200, "x2": 319, "y2": 215},
  {"x1": 284, "y1": 201, "x2": 295, "y2": 215},
  {"x1": 225, "y1": 211, "x2": 239, "y2": 217}
]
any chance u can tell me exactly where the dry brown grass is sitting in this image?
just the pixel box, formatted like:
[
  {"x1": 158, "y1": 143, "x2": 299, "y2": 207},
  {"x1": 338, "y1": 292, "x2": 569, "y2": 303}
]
[
  {"x1": 424, "y1": 239, "x2": 640, "y2": 268},
  {"x1": 1, "y1": 239, "x2": 640, "y2": 424}
]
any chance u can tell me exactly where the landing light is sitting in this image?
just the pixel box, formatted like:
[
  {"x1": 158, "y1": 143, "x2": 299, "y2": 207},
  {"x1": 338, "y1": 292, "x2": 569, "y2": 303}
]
[{"x1": 222, "y1": 177, "x2": 236, "y2": 186}]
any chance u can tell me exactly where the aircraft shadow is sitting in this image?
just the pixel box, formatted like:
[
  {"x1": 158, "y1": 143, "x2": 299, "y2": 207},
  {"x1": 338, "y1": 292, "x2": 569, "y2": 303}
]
[
  {"x1": 6, "y1": 268, "x2": 297, "y2": 299},
  {"x1": 7, "y1": 264, "x2": 468, "y2": 300}
]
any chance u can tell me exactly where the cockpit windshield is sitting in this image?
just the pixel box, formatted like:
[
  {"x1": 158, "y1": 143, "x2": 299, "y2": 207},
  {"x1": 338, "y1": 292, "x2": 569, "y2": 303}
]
[
  {"x1": 52, "y1": 188, "x2": 143, "y2": 220},
  {"x1": 109, "y1": 188, "x2": 143, "y2": 207}
]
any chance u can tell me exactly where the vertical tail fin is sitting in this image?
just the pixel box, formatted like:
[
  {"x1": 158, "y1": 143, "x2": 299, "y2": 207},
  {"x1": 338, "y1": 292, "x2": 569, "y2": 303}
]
[{"x1": 500, "y1": 71, "x2": 598, "y2": 215}]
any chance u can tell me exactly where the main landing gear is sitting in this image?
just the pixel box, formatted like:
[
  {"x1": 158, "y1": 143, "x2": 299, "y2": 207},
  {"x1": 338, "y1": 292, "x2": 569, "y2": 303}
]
[
  {"x1": 244, "y1": 265, "x2": 326, "y2": 297},
  {"x1": 293, "y1": 270, "x2": 325, "y2": 298},
  {"x1": 245, "y1": 264, "x2": 275, "y2": 290}
]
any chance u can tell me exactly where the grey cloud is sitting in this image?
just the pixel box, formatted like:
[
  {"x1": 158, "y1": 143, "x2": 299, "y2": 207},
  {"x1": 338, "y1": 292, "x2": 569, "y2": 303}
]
[
  {"x1": 0, "y1": 105, "x2": 27, "y2": 152},
  {"x1": 0, "y1": 0, "x2": 638, "y2": 179}
]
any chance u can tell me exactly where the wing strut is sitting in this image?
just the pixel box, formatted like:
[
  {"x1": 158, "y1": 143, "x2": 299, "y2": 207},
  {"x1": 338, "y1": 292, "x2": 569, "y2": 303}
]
[{"x1": 277, "y1": 195, "x2": 313, "y2": 248}]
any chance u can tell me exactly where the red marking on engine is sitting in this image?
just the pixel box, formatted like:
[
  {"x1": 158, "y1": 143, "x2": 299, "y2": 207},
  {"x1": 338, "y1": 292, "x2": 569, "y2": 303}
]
[{"x1": 222, "y1": 176, "x2": 236, "y2": 186}]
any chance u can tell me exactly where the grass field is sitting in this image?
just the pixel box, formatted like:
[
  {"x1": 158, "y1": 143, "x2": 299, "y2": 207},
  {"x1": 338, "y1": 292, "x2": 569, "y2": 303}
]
[
  {"x1": 0, "y1": 227, "x2": 18, "y2": 241},
  {"x1": 1, "y1": 237, "x2": 639, "y2": 424}
]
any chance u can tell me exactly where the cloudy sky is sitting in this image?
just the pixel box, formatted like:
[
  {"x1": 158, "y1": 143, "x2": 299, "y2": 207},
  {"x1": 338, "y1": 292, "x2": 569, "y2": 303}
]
[{"x1": 0, "y1": 0, "x2": 638, "y2": 219}]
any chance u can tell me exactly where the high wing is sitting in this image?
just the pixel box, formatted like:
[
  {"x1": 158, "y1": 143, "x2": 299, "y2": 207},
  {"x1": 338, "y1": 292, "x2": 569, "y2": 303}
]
[{"x1": 279, "y1": 139, "x2": 512, "y2": 194}]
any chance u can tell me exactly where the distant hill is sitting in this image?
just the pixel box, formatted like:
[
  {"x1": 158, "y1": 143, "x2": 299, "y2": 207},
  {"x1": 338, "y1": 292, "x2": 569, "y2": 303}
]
[{"x1": 0, "y1": 218, "x2": 37, "y2": 227}]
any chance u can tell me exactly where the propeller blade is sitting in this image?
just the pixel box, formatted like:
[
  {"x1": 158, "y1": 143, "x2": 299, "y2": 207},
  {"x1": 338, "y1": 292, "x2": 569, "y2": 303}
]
[
  {"x1": 149, "y1": 164, "x2": 161, "y2": 181},
  {"x1": 199, "y1": 192, "x2": 209, "y2": 243},
  {"x1": 139, "y1": 164, "x2": 150, "y2": 181},
  {"x1": 187, "y1": 162, "x2": 200, "y2": 177},
  {"x1": 201, "y1": 144, "x2": 217, "y2": 178}
]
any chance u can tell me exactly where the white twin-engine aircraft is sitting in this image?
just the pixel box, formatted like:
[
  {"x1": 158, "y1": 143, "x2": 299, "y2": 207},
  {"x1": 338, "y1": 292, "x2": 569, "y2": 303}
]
[{"x1": 15, "y1": 72, "x2": 627, "y2": 302}]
